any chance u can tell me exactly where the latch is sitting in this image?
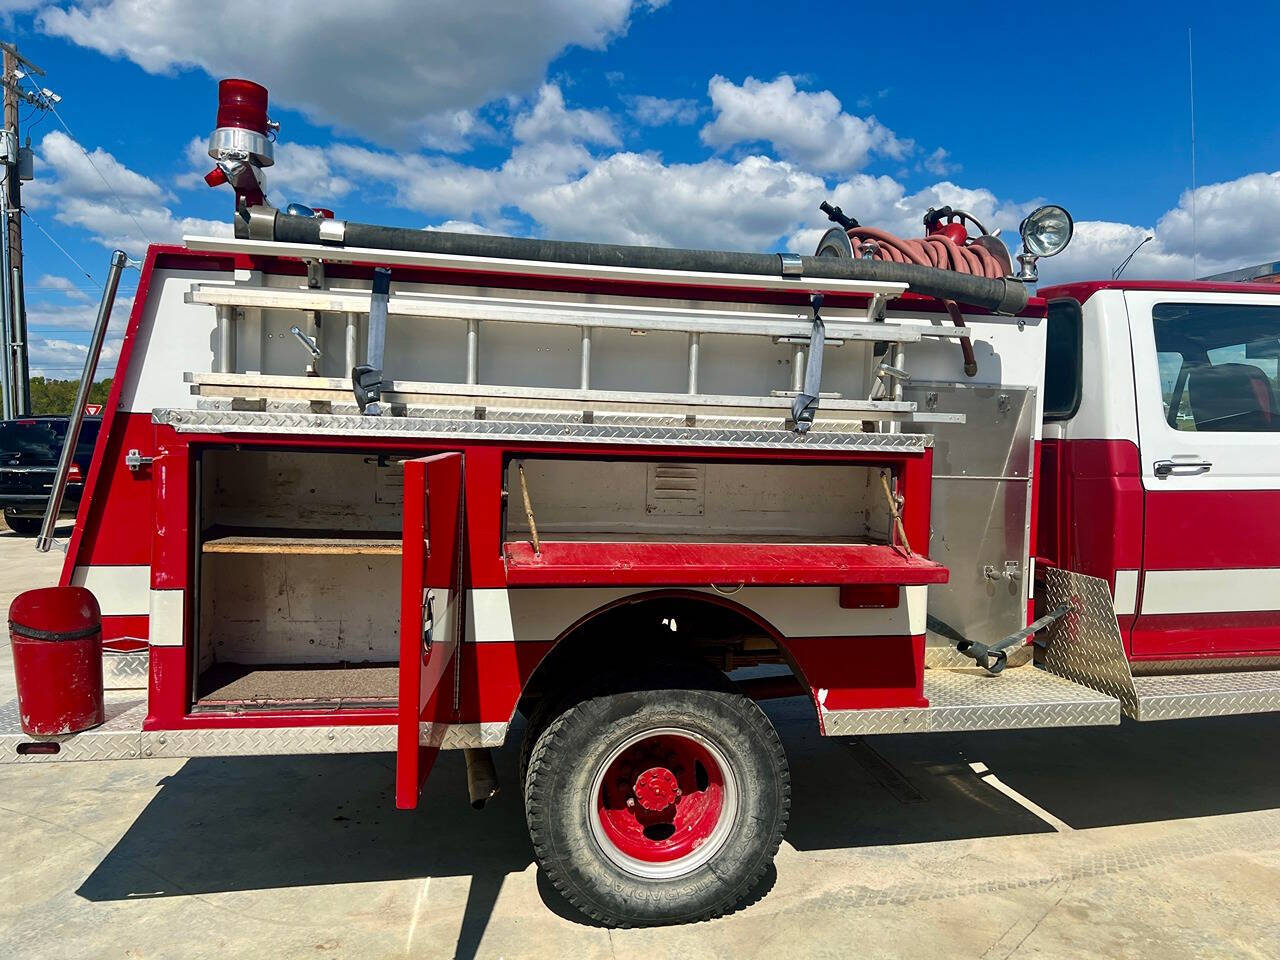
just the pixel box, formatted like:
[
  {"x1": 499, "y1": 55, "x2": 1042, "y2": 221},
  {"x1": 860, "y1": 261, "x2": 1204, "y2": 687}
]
[
  {"x1": 422, "y1": 589, "x2": 435, "y2": 659},
  {"x1": 125, "y1": 449, "x2": 154, "y2": 472}
]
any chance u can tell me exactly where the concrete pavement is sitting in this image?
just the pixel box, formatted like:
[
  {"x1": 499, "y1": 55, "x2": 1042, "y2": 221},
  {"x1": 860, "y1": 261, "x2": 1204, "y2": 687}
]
[{"x1": 0, "y1": 527, "x2": 1277, "y2": 959}]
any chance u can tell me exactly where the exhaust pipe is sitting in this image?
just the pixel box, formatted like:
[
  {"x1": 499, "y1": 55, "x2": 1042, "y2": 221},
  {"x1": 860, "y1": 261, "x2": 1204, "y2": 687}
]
[{"x1": 464, "y1": 748, "x2": 499, "y2": 810}]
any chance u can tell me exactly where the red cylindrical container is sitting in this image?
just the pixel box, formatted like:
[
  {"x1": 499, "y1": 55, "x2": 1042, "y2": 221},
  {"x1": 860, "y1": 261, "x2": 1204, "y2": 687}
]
[
  {"x1": 9, "y1": 586, "x2": 104, "y2": 736},
  {"x1": 216, "y1": 78, "x2": 270, "y2": 135}
]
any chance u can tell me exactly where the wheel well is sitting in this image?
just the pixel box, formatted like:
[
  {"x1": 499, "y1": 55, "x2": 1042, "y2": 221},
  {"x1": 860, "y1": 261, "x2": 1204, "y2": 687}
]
[{"x1": 516, "y1": 591, "x2": 814, "y2": 720}]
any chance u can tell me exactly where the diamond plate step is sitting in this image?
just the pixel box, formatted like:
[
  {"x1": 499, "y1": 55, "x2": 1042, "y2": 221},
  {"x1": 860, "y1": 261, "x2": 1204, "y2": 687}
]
[
  {"x1": 821, "y1": 664, "x2": 1121, "y2": 736},
  {"x1": 0, "y1": 696, "x2": 146, "y2": 763},
  {"x1": 1131, "y1": 670, "x2": 1280, "y2": 721}
]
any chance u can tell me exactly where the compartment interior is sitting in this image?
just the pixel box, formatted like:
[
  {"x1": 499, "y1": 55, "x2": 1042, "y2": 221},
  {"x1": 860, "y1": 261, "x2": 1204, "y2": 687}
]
[
  {"x1": 192, "y1": 448, "x2": 906, "y2": 709},
  {"x1": 506, "y1": 458, "x2": 893, "y2": 544},
  {"x1": 195, "y1": 448, "x2": 407, "y2": 711}
]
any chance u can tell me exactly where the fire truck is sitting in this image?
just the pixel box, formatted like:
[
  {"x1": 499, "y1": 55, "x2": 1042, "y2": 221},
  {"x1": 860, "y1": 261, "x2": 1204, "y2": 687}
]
[{"x1": 4, "y1": 79, "x2": 1279, "y2": 927}]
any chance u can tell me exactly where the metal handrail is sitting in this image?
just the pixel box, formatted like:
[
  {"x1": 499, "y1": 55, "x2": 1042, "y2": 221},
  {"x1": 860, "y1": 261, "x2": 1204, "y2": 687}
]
[{"x1": 36, "y1": 250, "x2": 127, "y2": 552}]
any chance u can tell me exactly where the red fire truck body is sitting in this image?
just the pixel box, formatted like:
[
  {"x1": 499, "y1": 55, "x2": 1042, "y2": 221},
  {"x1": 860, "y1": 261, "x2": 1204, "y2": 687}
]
[{"x1": 4, "y1": 80, "x2": 1280, "y2": 928}]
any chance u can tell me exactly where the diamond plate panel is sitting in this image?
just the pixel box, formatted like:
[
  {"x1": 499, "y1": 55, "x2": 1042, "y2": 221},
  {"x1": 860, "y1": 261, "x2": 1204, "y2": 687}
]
[
  {"x1": 143, "y1": 723, "x2": 396, "y2": 758},
  {"x1": 821, "y1": 665, "x2": 1120, "y2": 736},
  {"x1": 1131, "y1": 670, "x2": 1280, "y2": 721},
  {"x1": 1130, "y1": 655, "x2": 1280, "y2": 675},
  {"x1": 420, "y1": 721, "x2": 509, "y2": 750},
  {"x1": 924, "y1": 643, "x2": 1033, "y2": 670},
  {"x1": 103, "y1": 649, "x2": 149, "y2": 690},
  {"x1": 155, "y1": 407, "x2": 931, "y2": 453},
  {"x1": 1036, "y1": 567, "x2": 1139, "y2": 716},
  {"x1": 1, "y1": 697, "x2": 145, "y2": 763}
]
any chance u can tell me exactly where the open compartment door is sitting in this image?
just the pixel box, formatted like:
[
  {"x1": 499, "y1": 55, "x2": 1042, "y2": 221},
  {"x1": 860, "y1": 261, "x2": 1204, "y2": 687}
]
[{"x1": 396, "y1": 452, "x2": 465, "y2": 809}]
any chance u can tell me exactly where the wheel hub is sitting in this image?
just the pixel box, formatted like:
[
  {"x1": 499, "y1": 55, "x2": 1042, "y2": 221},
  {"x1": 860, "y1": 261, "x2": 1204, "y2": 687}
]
[
  {"x1": 633, "y1": 766, "x2": 679, "y2": 810},
  {"x1": 591, "y1": 729, "x2": 737, "y2": 878}
]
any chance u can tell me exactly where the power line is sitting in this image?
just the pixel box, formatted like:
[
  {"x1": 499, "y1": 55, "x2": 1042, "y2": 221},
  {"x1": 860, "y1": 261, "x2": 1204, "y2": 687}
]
[
  {"x1": 19, "y1": 204, "x2": 100, "y2": 288},
  {"x1": 44, "y1": 97, "x2": 154, "y2": 247}
]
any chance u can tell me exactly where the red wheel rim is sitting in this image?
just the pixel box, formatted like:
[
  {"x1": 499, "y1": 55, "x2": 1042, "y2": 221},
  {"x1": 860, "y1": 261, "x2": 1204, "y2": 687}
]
[{"x1": 592, "y1": 730, "x2": 734, "y2": 875}]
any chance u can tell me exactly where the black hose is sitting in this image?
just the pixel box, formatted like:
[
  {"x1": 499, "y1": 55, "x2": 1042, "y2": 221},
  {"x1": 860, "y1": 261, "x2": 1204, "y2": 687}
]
[{"x1": 269, "y1": 211, "x2": 1028, "y2": 314}]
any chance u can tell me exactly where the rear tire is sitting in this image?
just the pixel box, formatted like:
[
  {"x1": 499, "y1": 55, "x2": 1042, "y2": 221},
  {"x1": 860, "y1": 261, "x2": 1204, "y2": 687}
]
[
  {"x1": 524, "y1": 670, "x2": 789, "y2": 927},
  {"x1": 4, "y1": 514, "x2": 41, "y2": 536}
]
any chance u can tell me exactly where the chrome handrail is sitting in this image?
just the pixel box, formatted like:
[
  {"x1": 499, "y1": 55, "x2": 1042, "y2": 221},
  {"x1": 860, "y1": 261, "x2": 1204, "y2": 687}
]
[{"x1": 36, "y1": 250, "x2": 127, "y2": 552}]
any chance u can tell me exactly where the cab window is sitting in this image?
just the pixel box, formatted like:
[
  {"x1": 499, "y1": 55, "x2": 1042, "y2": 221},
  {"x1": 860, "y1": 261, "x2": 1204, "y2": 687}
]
[
  {"x1": 1153, "y1": 302, "x2": 1280, "y2": 432},
  {"x1": 1043, "y1": 299, "x2": 1082, "y2": 421}
]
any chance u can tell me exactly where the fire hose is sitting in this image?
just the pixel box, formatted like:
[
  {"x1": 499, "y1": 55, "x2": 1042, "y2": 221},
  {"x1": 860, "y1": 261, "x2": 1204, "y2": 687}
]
[{"x1": 818, "y1": 202, "x2": 1002, "y2": 377}]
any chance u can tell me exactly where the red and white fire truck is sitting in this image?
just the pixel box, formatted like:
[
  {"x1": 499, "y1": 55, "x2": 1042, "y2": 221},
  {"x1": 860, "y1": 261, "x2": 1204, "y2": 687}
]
[{"x1": 4, "y1": 79, "x2": 1280, "y2": 927}]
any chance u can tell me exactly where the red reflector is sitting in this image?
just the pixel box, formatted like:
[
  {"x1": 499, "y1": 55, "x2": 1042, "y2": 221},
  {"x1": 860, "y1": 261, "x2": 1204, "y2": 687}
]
[
  {"x1": 839, "y1": 584, "x2": 900, "y2": 609},
  {"x1": 204, "y1": 166, "x2": 228, "y2": 188},
  {"x1": 67, "y1": 464, "x2": 83, "y2": 483}
]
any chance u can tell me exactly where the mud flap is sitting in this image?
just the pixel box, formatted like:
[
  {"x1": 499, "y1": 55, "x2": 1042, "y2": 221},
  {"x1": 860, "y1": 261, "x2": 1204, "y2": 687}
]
[{"x1": 396, "y1": 452, "x2": 465, "y2": 809}]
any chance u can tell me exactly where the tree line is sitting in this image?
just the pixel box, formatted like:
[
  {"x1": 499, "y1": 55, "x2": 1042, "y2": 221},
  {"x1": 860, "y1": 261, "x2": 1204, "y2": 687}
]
[{"x1": 28, "y1": 378, "x2": 114, "y2": 416}]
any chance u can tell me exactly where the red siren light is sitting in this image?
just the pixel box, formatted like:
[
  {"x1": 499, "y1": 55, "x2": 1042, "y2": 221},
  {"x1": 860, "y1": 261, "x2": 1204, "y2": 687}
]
[{"x1": 216, "y1": 78, "x2": 271, "y2": 136}]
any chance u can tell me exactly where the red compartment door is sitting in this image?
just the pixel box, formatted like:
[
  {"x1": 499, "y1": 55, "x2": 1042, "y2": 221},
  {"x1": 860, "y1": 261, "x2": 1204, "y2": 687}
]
[{"x1": 396, "y1": 452, "x2": 465, "y2": 809}]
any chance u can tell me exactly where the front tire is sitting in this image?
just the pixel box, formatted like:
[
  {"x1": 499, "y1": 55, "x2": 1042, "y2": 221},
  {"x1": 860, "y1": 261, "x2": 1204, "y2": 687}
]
[
  {"x1": 524, "y1": 673, "x2": 789, "y2": 927},
  {"x1": 3, "y1": 514, "x2": 42, "y2": 536}
]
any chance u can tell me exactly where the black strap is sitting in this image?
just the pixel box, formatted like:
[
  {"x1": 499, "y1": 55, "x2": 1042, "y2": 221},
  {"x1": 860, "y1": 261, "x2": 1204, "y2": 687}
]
[
  {"x1": 956, "y1": 603, "x2": 1072, "y2": 675},
  {"x1": 790, "y1": 293, "x2": 825, "y2": 433},
  {"x1": 9, "y1": 619, "x2": 100, "y2": 642}
]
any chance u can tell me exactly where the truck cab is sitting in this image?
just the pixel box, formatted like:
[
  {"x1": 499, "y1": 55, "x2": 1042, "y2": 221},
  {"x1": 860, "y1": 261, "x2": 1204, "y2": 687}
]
[{"x1": 1039, "y1": 280, "x2": 1280, "y2": 668}]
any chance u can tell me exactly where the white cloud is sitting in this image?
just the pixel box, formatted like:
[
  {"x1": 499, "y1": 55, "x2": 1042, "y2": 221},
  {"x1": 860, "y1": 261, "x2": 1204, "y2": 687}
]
[
  {"x1": 521, "y1": 152, "x2": 824, "y2": 249},
  {"x1": 417, "y1": 110, "x2": 498, "y2": 154},
  {"x1": 32, "y1": 131, "x2": 169, "y2": 207},
  {"x1": 700, "y1": 75, "x2": 911, "y2": 175},
  {"x1": 39, "y1": 0, "x2": 651, "y2": 147},
  {"x1": 29, "y1": 333, "x2": 123, "y2": 378},
  {"x1": 36, "y1": 274, "x2": 90, "y2": 301},
  {"x1": 33, "y1": 131, "x2": 231, "y2": 255},
  {"x1": 1037, "y1": 173, "x2": 1280, "y2": 284},
  {"x1": 327, "y1": 84, "x2": 605, "y2": 222},
  {"x1": 626, "y1": 95, "x2": 699, "y2": 126},
  {"x1": 922, "y1": 147, "x2": 956, "y2": 176},
  {"x1": 27, "y1": 295, "x2": 135, "y2": 377},
  {"x1": 512, "y1": 85, "x2": 618, "y2": 147}
]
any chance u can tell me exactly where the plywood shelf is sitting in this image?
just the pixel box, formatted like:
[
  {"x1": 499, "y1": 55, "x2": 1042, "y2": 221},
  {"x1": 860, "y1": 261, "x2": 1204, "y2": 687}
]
[{"x1": 202, "y1": 526, "x2": 403, "y2": 556}]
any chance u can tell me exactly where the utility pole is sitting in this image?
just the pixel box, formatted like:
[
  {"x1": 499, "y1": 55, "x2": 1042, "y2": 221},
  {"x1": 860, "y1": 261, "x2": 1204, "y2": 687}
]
[{"x1": 0, "y1": 42, "x2": 40, "y2": 417}]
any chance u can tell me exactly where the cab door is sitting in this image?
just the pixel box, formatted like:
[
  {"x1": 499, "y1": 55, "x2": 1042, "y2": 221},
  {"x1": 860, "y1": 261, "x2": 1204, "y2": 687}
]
[
  {"x1": 396, "y1": 452, "x2": 465, "y2": 809},
  {"x1": 1127, "y1": 291, "x2": 1280, "y2": 657}
]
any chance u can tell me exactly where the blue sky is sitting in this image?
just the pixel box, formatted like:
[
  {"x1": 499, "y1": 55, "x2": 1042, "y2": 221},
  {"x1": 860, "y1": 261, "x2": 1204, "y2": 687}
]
[{"x1": 5, "y1": 0, "x2": 1280, "y2": 377}]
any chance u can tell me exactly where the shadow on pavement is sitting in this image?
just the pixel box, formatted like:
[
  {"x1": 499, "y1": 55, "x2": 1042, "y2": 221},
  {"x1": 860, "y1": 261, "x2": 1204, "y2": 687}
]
[{"x1": 75, "y1": 698, "x2": 1280, "y2": 954}]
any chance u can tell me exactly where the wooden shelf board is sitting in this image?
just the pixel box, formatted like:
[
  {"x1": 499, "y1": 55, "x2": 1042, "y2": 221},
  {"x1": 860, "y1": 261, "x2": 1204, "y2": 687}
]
[{"x1": 202, "y1": 526, "x2": 403, "y2": 556}]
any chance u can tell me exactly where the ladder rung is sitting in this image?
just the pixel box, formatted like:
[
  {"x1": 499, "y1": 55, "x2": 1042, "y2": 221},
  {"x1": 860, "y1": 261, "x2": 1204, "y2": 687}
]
[
  {"x1": 186, "y1": 284, "x2": 973, "y2": 343},
  {"x1": 186, "y1": 372, "x2": 965, "y2": 424}
]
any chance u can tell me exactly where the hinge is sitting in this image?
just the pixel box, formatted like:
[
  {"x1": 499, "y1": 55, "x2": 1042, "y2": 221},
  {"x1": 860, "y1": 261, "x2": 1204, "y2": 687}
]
[{"x1": 125, "y1": 449, "x2": 154, "y2": 472}]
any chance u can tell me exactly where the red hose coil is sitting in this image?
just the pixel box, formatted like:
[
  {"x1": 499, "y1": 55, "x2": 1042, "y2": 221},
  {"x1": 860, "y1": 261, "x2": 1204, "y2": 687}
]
[
  {"x1": 845, "y1": 226, "x2": 1006, "y2": 278},
  {"x1": 843, "y1": 225, "x2": 990, "y2": 376}
]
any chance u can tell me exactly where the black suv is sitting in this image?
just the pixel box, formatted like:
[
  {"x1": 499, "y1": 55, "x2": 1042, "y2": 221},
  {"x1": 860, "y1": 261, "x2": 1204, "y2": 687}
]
[{"x1": 0, "y1": 416, "x2": 101, "y2": 535}]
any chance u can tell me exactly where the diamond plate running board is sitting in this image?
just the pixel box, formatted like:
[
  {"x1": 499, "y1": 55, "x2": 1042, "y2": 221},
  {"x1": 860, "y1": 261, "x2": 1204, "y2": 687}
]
[
  {"x1": 1129, "y1": 670, "x2": 1280, "y2": 721},
  {"x1": 1037, "y1": 567, "x2": 1280, "y2": 721},
  {"x1": 821, "y1": 664, "x2": 1120, "y2": 736},
  {"x1": 2, "y1": 697, "x2": 503, "y2": 763}
]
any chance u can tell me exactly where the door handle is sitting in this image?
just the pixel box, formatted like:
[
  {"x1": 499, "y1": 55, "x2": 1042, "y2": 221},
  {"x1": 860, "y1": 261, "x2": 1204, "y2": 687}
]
[{"x1": 1153, "y1": 458, "x2": 1213, "y2": 478}]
